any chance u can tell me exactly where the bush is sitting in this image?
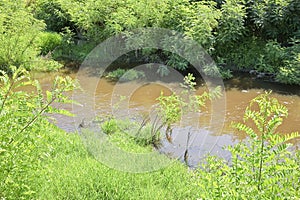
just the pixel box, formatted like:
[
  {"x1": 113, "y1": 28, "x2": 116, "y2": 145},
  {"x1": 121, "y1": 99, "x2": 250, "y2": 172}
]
[
  {"x1": 0, "y1": 66, "x2": 78, "y2": 199},
  {"x1": 194, "y1": 92, "x2": 300, "y2": 199},
  {"x1": 31, "y1": 59, "x2": 64, "y2": 72},
  {"x1": 276, "y1": 39, "x2": 300, "y2": 85},
  {"x1": 277, "y1": 52, "x2": 300, "y2": 85},
  {"x1": 52, "y1": 39, "x2": 97, "y2": 62},
  {"x1": 27, "y1": 0, "x2": 300, "y2": 85},
  {"x1": 248, "y1": 0, "x2": 300, "y2": 43},
  {"x1": 101, "y1": 118, "x2": 119, "y2": 135},
  {"x1": 256, "y1": 40, "x2": 286, "y2": 73},
  {"x1": 37, "y1": 32, "x2": 63, "y2": 55},
  {"x1": 105, "y1": 68, "x2": 145, "y2": 82},
  {"x1": 220, "y1": 37, "x2": 266, "y2": 70},
  {"x1": 0, "y1": 0, "x2": 45, "y2": 71},
  {"x1": 32, "y1": 0, "x2": 74, "y2": 32},
  {"x1": 215, "y1": 0, "x2": 246, "y2": 54},
  {"x1": 175, "y1": 1, "x2": 221, "y2": 50}
]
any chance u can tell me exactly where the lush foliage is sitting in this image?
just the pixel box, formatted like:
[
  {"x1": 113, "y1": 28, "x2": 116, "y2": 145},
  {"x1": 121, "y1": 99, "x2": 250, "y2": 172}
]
[
  {"x1": 1, "y1": 0, "x2": 300, "y2": 199},
  {"x1": 157, "y1": 73, "x2": 221, "y2": 133},
  {"x1": 214, "y1": 0, "x2": 300, "y2": 84},
  {"x1": 0, "y1": 66, "x2": 78, "y2": 199},
  {"x1": 46, "y1": 0, "x2": 299, "y2": 84},
  {"x1": 0, "y1": 68, "x2": 299, "y2": 199},
  {"x1": 37, "y1": 32, "x2": 63, "y2": 56},
  {"x1": 276, "y1": 39, "x2": 300, "y2": 84},
  {"x1": 31, "y1": 0, "x2": 74, "y2": 32},
  {"x1": 0, "y1": 68, "x2": 199, "y2": 199},
  {"x1": 1, "y1": 0, "x2": 299, "y2": 83},
  {"x1": 194, "y1": 92, "x2": 299, "y2": 198},
  {"x1": 105, "y1": 68, "x2": 145, "y2": 82},
  {"x1": 0, "y1": 1, "x2": 67, "y2": 72},
  {"x1": 0, "y1": 1, "x2": 45, "y2": 71}
]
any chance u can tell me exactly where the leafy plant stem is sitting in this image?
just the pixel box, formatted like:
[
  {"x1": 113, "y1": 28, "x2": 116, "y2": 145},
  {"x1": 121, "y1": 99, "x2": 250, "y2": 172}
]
[
  {"x1": 8, "y1": 96, "x2": 56, "y2": 146},
  {"x1": 20, "y1": 97, "x2": 56, "y2": 134},
  {"x1": 0, "y1": 78, "x2": 15, "y2": 115},
  {"x1": 258, "y1": 101, "x2": 268, "y2": 191}
]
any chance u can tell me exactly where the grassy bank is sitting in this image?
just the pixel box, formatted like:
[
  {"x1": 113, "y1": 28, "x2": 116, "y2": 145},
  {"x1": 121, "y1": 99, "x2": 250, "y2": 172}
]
[
  {"x1": 0, "y1": 1, "x2": 299, "y2": 198},
  {"x1": 0, "y1": 69, "x2": 299, "y2": 199},
  {"x1": 34, "y1": 126, "x2": 200, "y2": 200}
]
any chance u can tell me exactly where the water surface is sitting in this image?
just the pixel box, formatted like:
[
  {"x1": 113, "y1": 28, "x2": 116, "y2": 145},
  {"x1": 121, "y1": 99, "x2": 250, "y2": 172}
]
[{"x1": 29, "y1": 70, "x2": 300, "y2": 166}]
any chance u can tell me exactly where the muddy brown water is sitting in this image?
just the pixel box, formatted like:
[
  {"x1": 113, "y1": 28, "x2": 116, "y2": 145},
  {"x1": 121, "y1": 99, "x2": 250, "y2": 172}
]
[{"x1": 29, "y1": 70, "x2": 300, "y2": 167}]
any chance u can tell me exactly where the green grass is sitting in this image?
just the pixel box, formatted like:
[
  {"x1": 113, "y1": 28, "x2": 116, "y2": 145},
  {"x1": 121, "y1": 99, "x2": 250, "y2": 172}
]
[
  {"x1": 1, "y1": 69, "x2": 299, "y2": 199},
  {"x1": 33, "y1": 125, "x2": 199, "y2": 200},
  {"x1": 108, "y1": 132, "x2": 154, "y2": 153}
]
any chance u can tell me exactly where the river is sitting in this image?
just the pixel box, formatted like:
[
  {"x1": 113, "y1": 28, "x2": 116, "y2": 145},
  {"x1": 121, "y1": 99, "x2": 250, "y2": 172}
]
[{"x1": 30, "y1": 69, "x2": 300, "y2": 167}]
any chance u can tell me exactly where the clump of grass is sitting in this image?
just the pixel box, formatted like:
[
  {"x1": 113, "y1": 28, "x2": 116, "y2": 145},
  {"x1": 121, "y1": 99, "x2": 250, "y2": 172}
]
[
  {"x1": 105, "y1": 68, "x2": 145, "y2": 82},
  {"x1": 101, "y1": 117, "x2": 162, "y2": 148}
]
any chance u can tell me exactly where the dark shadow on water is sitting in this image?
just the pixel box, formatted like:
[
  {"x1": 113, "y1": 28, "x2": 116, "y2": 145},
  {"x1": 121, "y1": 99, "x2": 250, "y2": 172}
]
[{"x1": 224, "y1": 72, "x2": 300, "y2": 96}]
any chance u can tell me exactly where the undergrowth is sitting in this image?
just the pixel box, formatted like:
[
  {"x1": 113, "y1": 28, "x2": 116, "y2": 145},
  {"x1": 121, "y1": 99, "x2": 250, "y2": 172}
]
[{"x1": 0, "y1": 68, "x2": 299, "y2": 199}]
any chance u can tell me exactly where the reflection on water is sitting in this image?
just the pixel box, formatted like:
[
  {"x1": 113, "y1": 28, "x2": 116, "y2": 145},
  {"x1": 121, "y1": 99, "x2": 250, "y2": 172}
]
[
  {"x1": 158, "y1": 126, "x2": 236, "y2": 167},
  {"x1": 28, "y1": 70, "x2": 300, "y2": 166}
]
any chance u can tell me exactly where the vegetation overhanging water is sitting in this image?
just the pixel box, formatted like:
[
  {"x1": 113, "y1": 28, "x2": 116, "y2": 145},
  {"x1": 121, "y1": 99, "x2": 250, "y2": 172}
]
[{"x1": 1, "y1": 0, "x2": 300, "y2": 199}]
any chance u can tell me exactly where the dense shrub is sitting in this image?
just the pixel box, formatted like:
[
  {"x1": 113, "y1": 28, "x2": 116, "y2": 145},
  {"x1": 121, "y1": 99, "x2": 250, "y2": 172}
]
[
  {"x1": 22, "y1": 0, "x2": 300, "y2": 84},
  {"x1": 0, "y1": 67, "x2": 78, "y2": 199},
  {"x1": 105, "y1": 68, "x2": 145, "y2": 81},
  {"x1": 0, "y1": 0, "x2": 45, "y2": 71},
  {"x1": 57, "y1": 0, "x2": 222, "y2": 76},
  {"x1": 32, "y1": 0, "x2": 74, "y2": 32},
  {"x1": 276, "y1": 40, "x2": 300, "y2": 84},
  {"x1": 221, "y1": 37, "x2": 265, "y2": 70},
  {"x1": 194, "y1": 92, "x2": 300, "y2": 199},
  {"x1": 37, "y1": 32, "x2": 63, "y2": 56},
  {"x1": 256, "y1": 40, "x2": 286, "y2": 73},
  {"x1": 215, "y1": 0, "x2": 247, "y2": 55},
  {"x1": 247, "y1": 0, "x2": 300, "y2": 43}
]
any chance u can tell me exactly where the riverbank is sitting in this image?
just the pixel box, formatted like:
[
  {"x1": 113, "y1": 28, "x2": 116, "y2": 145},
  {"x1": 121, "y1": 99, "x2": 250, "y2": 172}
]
[{"x1": 1, "y1": 67, "x2": 299, "y2": 199}]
